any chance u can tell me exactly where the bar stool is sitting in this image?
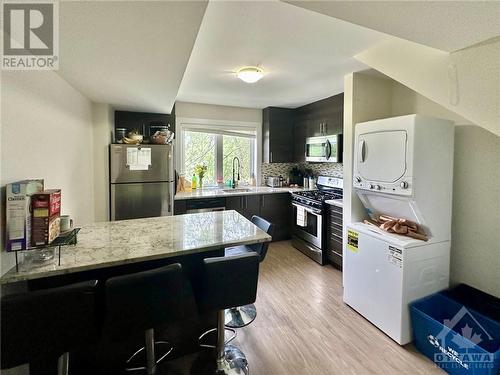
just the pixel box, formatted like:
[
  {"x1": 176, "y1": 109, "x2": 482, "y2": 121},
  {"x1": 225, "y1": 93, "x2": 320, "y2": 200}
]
[
  {"x1": 225, "y1": 215, "x2": 274, "y2": 328},
  {"x1": 196, "y1": 253, "x2": 260, "y2": 375},
  {"x1": 1, "y1": 280, "x2": 99, "y2": 374},
  {"x1": 104, "y1": 263, "x2": 196, "y2": 375}
]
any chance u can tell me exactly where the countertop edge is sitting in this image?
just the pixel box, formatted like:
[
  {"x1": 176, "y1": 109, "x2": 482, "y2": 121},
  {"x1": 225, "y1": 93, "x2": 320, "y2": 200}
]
[
  {"x1": 325, "y1": 199, "x2": 343, "y2": 208},
  {"x1": 174, "y1": 187, "x2": 309, "y2": 201},
  {"x1": 0, "y1": 233, "x2": 272, "y2": 284}
]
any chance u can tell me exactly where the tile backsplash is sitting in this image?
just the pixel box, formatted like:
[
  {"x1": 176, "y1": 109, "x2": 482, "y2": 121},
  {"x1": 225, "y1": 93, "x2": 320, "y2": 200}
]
[{"x1": 261, "y1": 162, "x2": 343, "y2": 185}]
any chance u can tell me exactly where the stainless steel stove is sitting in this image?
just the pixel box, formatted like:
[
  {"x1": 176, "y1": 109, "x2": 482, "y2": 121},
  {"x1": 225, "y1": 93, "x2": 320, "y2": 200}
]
[{"x1": 291, "y1": 176, "x2": 343, "y2": 265}]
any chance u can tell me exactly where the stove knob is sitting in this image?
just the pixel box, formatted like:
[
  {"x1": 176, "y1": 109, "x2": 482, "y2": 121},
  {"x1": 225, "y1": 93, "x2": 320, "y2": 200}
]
[
  {"x1": 355, "y1": 176, "x2": 361, "y2": 183},
  {"x1": 368, "y1": 184, "x2": 374, "y2": 189},
  {"x1": 375, "y1": 185, "x2": 381, "y2": 190},
  {"x1": 400, "y1": 181, "x2": 409, "y2": 189}
]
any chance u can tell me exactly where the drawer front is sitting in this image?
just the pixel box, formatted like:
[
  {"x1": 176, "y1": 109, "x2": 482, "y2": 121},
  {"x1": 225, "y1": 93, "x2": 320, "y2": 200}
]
[
  {"x1": 329, "y1": 204, "x2": 343, "y2": 215},
  {"x1": 327, "y1": 249, "x2": 342, "y2": 268},
  {"x1": 329, "y1": 211, "x2": 343, "y2": 224},
  {"x1": 330, "y1": 225, "x2": 343, "y2": 240},
  {"x1": 328, "y1": 236, "x2": 342, "y2": 254}
]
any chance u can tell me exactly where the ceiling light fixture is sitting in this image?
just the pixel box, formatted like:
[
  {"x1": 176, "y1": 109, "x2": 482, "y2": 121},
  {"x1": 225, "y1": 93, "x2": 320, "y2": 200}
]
[{"x1": 236, "y1": 66, "x2": 264, "y2": 83}]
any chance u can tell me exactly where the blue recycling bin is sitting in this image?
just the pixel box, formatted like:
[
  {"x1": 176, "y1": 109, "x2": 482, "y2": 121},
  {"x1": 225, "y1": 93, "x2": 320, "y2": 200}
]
[{"x1": 410, "y1": 293, "x2": 500, "y2": 375}]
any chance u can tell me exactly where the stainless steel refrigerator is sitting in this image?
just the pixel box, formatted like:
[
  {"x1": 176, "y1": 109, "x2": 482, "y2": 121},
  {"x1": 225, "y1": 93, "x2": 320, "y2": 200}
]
[{"x1": 110, "y1": 144, "x2": 174, "y2": 220}]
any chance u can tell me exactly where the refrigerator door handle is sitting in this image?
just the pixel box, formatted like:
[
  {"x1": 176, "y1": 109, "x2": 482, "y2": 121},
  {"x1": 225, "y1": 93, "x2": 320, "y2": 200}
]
[
  {"x1": 163, "y1": 183, "x2": 172, "y2": 215},
  {"x1": 167, "y1": 185, "x2": 172, "y2": 214}
]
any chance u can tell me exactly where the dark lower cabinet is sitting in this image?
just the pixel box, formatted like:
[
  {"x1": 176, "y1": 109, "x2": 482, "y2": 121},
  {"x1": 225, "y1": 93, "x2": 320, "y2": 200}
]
[
  {"x1": 174, "y1": 200, "x2": 187, "y2": 215},
  {"x1": 228, "y1": 194, "x2": 293, "y2": 238},
  {"x1": 176, "y1": 193, "x2": 291, "y2": 242},
  {"x1": 225, "y1": 195, "x2": 260, "y2": 219},
  {"x1": 259, "y1": 193, "x2": 291, "y2": 241}
]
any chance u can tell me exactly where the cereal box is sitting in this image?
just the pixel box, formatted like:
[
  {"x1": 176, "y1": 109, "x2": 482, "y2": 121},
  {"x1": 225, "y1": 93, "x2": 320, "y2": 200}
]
[
  {"x1": 31, "y1": 190, "x2": 61, "y2": 246},
  {"x1": 5, "y1": 179, "x2": 44, "y2": 251}
]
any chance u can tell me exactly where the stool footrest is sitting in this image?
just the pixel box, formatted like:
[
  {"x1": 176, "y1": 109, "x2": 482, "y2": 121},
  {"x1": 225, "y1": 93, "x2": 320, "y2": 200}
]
[
  {"x1": 125, "y1": 341, "x2": 173, "y2": 372},
  {"x1": 198, "y1": 327, "x2": 236, "y2": 349}
]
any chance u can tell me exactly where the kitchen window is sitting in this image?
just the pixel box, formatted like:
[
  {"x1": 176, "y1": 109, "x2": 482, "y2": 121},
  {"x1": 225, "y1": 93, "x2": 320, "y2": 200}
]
[{"x1": 180, "y1": 123, "x2": 258, "y2": 187}]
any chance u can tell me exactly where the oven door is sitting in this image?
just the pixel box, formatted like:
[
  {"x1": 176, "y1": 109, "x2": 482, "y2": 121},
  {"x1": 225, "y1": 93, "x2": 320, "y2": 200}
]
[
  {"x1": 292, "y1": 203, "x2": 323, "y2": 248},
  {"x1": 305, "y1": 136, "x2": 327, "y2": 162}
]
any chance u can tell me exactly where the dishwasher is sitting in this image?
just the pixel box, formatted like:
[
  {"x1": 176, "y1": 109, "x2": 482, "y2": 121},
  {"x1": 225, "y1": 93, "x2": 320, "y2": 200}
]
[{"x1": 186, "y1": 198, "x2": 226, "y2": 213}]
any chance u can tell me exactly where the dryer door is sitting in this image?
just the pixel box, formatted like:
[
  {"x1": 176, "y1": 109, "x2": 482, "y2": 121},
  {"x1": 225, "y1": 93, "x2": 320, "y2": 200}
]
[{"x1": 357, "y1": 130, "x2": 407, "y2": 183}]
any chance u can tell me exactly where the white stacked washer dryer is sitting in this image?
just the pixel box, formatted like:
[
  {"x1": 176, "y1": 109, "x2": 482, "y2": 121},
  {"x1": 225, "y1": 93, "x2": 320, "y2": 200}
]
[{"x1": 344, "y1": 114, "x2": 455, "y2": 345}]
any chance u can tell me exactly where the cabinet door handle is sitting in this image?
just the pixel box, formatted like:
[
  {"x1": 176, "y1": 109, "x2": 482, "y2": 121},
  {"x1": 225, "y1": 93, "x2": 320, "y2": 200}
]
[
  {"x1": 261, "y1": 195, "x2": 265, "y2": 208},
  {"x1": 270, "y1": 152, "x2": 273, "y2": 163}
]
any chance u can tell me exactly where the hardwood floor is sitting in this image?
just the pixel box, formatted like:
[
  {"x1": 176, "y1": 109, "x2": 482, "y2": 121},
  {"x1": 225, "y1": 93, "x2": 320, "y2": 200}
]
[
  {"x1": 164, "y1": 240, "x2": 444, "y2": 375},
  {"x1": 229, "y1": 241, "x2": 443, "y2": 375}
]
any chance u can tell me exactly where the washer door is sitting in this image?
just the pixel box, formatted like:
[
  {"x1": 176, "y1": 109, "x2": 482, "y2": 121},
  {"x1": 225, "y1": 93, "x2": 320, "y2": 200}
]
[{"x1": 357, "y1": 130, "x2": 407, "y2": 183}]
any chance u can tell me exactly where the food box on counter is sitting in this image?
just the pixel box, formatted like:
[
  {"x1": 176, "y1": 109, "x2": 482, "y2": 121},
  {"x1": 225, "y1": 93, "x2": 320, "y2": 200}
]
[
  {"x1": 5, "y1": 179, "x2": 44, "y2": 251},
  {"x1": 31, "y1": 189, "x2": 61, "y2": 218},
  {"x1": 31, "y1": 216, "x2": 61, "y2": 246},
  {"x1": 31, "y1": 189, "x2": 61, "y2": 246}
]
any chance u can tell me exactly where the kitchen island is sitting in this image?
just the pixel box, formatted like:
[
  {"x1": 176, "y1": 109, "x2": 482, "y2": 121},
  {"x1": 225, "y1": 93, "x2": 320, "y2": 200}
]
[
  {"x1": 1, "y1": 210, "x2": 271, "y2": 284},
  {"x1": 1, "y1": 211, "x2": 271, "y2": 375}
]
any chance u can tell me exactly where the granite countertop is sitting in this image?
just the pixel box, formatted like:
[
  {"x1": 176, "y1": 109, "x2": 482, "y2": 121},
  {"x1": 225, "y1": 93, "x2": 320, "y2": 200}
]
[
  {"x1": 175, "y1": 186, "x2": 311, "y2": 200},
  {"x1": 1, "y1": 211, "x2": 271, "y2": 284}
]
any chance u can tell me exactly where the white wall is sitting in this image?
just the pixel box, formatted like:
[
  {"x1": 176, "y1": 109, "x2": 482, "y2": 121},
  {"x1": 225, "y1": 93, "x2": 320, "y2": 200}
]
[
  {"x1": 343, "y1": 71, "x2": 500, "y2": 297},
  {"x1": 390, "y1": 83, "x2": 500, "y2": 297},
  {"x1": 175, "y1": 101, "x2": 262, "y2": 123},
  {"x1": 355, "y1": 38, "x2": 500, "y2": 136},
  {"x1": 343, "y1": 72, "x2": 393, "y2": 234},
  {"x1": 91, "y1": 103, "x2": 113, "y2": 222},
  {"x1": 1, "y1": 71, "x2": 94, "y2": 275}
]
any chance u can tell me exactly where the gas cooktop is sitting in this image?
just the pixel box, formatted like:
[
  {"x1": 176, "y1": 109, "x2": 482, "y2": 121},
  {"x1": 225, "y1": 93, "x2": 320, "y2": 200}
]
[
  {"x1": 291, "y1": 176, "x2": 343, "y2": 209},
  {"x1": 293, "y1": 189, "x2": 342, "y2": 203}
]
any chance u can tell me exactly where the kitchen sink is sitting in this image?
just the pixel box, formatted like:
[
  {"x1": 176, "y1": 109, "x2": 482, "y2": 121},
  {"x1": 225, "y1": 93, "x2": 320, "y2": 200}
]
[{"x1": 221, "y1": 188, "x2": 252, "y2": 193}]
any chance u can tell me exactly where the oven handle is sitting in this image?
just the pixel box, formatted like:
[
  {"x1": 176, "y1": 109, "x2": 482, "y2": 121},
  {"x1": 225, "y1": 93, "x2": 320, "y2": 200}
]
[{"x1": 292, "y1": 203, "x2": 322, "y2": 216}]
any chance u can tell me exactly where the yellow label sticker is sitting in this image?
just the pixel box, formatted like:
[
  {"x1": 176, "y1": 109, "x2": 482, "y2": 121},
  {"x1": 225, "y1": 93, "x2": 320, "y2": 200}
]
[{"x1": 347, "y1": 230, "x2": 359, "y2": 253}]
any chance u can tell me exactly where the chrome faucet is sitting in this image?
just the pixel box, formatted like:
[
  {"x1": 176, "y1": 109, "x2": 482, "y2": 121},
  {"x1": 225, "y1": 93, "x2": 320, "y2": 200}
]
[{"x1": 232, "y1": 157, "x2": 241, "y2": 189}]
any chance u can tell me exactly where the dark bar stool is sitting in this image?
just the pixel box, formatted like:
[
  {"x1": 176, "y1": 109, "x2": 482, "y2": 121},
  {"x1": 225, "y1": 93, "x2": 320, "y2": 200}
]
[
  {"x1": 224, "y1": 215, "x2": 274, "y2": 328},
  {"x1": 1, "y1": 280, "x2": 99, "y2": 375},
  {"x1": 197, "y1": 253, "x2": 260, "y2": 375},
  {"x1": 104, "y1": 263, "x2": 196, "y2": 375}
]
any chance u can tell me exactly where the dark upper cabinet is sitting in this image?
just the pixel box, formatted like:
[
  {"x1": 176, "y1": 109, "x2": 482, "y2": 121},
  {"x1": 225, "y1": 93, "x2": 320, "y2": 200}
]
[
  {"x1": 293, "y1": 93, "x2": 344, "y2": 162},
  {"x1": 262, "y1": 107, "x2": 295, "y2": 163},
  {"x1": 293, "y1": 117, "x2": 308, "y2": 162},
  {"x1": 114, "y1": 109, "x2": 176, "y2": 142}
]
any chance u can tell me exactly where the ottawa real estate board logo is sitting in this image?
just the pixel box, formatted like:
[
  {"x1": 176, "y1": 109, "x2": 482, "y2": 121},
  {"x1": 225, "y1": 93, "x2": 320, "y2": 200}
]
[{"x1": 2, "y1": 0, "x2": 59, "y2": 70}]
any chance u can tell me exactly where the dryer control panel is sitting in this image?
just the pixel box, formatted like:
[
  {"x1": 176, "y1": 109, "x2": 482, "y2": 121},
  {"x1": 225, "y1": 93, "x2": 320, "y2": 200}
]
[{"x1": 353, "y1": 176, "x2": 413, "y2": 196}]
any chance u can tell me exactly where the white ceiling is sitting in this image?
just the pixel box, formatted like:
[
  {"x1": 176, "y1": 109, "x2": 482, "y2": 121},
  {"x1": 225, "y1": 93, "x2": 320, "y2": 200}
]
[
  {"x1": 176, "y1": 0, "x2": 387, "y2": 109},
  {"x1": 285, "y1": 1, "x2": 500, "y2": 52},
  {"x1": 58, "y1": 1, "x2": 208, "y2": 113}
]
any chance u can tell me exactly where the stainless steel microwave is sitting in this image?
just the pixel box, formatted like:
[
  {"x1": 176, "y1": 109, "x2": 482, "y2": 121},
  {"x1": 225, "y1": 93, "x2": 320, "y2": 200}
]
[{"x1": 305, "y1": 134, "x2": 342, "y2": 163}]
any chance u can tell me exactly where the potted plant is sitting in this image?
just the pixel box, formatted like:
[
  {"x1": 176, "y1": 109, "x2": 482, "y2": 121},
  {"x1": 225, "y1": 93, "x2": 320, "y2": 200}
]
[{"x1": 194, "y1": 164, "x2": 207, "y2": 189}]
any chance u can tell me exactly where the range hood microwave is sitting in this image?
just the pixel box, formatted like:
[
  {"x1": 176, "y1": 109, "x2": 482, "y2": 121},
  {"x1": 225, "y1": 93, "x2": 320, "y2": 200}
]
[{"x1": 305, "y1": 134, "x2": 342, "y2": 163}]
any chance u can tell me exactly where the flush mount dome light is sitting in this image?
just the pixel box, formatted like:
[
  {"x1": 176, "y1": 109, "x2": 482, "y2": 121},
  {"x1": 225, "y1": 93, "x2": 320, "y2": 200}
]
[{"x1": 236, "y1": 66, "x2": 264, "y2": 83}]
